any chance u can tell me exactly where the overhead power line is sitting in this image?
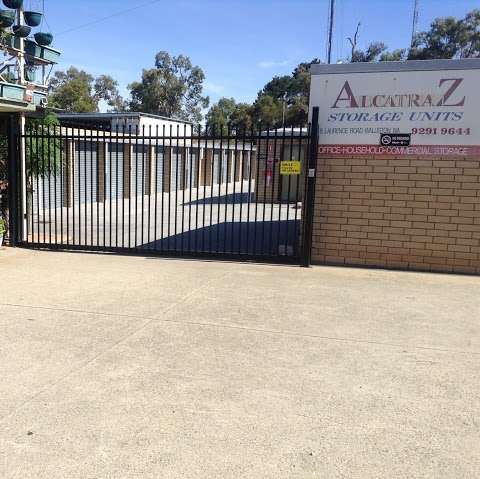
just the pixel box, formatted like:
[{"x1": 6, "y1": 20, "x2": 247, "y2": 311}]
[{"x1": 55, "y1": 0, "x2": 162, "y2": 36}]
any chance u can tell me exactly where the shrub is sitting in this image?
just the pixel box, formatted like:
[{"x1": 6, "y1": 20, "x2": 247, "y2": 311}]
[{"x1": 0, "y1": 217, "x2": 6, "y2": 236}]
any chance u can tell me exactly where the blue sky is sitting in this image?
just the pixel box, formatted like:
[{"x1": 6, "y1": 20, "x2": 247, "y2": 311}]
[{"x1": 43, "y1": 0, "x2": 478, "y2": 109}]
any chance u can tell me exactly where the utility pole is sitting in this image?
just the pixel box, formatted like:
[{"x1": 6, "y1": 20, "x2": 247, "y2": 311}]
[
  {"x1": 327, "y1": 0, "x2": 335, "y2": 64},
  {"x1": 411, "y1": 0, "x2": 419, "y2": 48}
]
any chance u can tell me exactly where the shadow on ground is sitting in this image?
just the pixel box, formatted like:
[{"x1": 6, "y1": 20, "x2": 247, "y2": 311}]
[
  {"x1": 182, "y1": 192, "x2": 253, "y2": 206},
  {"x1": 142, "y1": 220, "x2": 300, "y2": 256}
]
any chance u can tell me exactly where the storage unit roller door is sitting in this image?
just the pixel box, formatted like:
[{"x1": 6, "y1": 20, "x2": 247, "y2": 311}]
[
  {"x1": 213, "y1": 151, "x2": 220, "y2": 185},
  {"x1": 106, "y1": 142, "x2": 124, "y2": 202},
  {"x1": 155, "y1": 146, "x2": 164, "y2": 192},
  {"x1": 185, "y1": 150, "x2": 198, "y2": 189},
  {"x1": 33, "y1": 173, "x2": 62, "y2": 215},
  {"x1": 74, "y1": 141, "x2": 97, "y2": 205},
  {"x1": 222, "y1": 150, "x2": 228, "y2": 184},
  {"x1": 183, "y1": 149, "x2": 194, "y2": 189},
  {"x1": 170, "y1": 147, "x2": 183, "y2": 191},
  {"x1": 132, "y1": 145, "x2": 146, "y2": 197}
]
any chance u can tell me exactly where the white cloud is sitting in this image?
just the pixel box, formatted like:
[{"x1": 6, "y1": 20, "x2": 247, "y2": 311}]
[
  {"x1": 257, "y1": 60, "x2": 289, "y2": 69},
  {"x1": 204, "y1": 81, "x2": 225, "y2": 94}
]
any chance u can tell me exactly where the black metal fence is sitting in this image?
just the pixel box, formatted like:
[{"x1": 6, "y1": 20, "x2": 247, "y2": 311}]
[
  {"x1": 0, "y1": 122, "x2": 9, "y2": 244},
  {"x1": 18, "y1": 121, "x2": 314, "y2": 262}
]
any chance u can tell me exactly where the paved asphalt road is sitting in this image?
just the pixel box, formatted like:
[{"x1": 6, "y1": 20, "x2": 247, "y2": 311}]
[{"x1": 0, "y1": 248, "x2": 479, "y2": 478}]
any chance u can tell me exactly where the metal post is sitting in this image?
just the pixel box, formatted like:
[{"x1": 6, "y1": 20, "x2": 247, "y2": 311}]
[
  {"x1": 7, "y1": 114, "x2": 20, "y2": 246},
  {"x1": 19, "y1": 113, "x2": 27, "y2": 240},
  {"x1": 327, "y1": 0, "x2": 335, "y2": 64},
  {"x1": 18, "y1": 4, "x2": 25, "y2": 85},
  {"x1": 301, "y1": 106, "x2": 320, "y2": 267},
  {"x1": 411, "y1": 0, "x2": 420, "y2": 48}
]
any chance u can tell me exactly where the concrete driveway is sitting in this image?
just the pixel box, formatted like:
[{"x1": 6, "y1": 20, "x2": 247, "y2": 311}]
[{"x1": 0, "y1": 248, "x2": 479, "y2": 478}]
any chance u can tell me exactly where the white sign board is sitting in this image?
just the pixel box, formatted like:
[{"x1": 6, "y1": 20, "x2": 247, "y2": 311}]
[{"x1": 310, "y1": 66, "x2": 480, "y2": 156}]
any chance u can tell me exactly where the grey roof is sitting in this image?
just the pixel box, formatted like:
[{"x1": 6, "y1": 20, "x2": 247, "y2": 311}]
[
  {"x1": 311, "y1": 58, "x2": 480, "y2": 75},
  {"x1": 261, "y1": 127, "x2": 309, "y2": 137},
  {"x1": 57, "y1": 112, "x2": 193, "y2": 125}
]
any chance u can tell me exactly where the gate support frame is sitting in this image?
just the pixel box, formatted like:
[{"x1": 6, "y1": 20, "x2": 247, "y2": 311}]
[
  {"x1": 7, "y1": 114, "x2": 22, "y2": 246},
  {"x1": 301, "y1": 106, "x2": 319, "y2": 267}
]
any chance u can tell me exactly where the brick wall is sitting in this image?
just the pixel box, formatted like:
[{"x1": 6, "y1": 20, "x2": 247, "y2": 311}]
[{"x1": 312, "y1": 155, "x2": 480, "y2": 274}]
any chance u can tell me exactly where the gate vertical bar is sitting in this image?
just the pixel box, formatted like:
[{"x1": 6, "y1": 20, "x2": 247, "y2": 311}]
[
  {"x1": 231, "y1": 129, "x2": 239, "y2": 254},
  {"x1": 160, "y1": 125, "x2": 165, "y2": 251},
  {"x1": 19, "y1": 114, "x2": 27, "y2": 243},
  {"x1": 141, "y1": 125, "x2": 146, "y2": 248},
  {"x1": 147, "y1": 125, "x2": 152, "y2": 249},
  {"x1": 181, "y1": 124, "x2": 186, "y2": 254},
  {"x1": 216, "y1": 125, "x2": 223, "y2": 253},
  {"x1": 52, "y1": 123, "x2": 57, "y2": 245},
  {"x1": 202, "y1": 127, "x2": 208, "y2": 252},
  {"x1": 301, "y1": 106, "x2": 319, "y2": 267},
  {"x1": 194, "y1": 127, "x2": 201, "y2": 253},
  {"x1": 223, "y1": 127, "x2": 230, "y2": 253},
  {"x1": 90, "y1": 127, "x2": 94, "y2": 247},
  {"x1": 28, "y1": 125, "x2": 34, "y2": 244},
  {"x1": 174, "y1": 125, "x2": 179, "y2": 251},
  {"x1": 153, "y1": 125, "x2": 159, "y2": 250},
  {"x1": 208, "y1": 128, "x2": 215, "y2": 252}
]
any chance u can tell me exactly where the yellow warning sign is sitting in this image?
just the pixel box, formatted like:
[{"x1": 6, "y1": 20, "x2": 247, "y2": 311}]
[{"x1": 280, "y1": 161, "x2": 301, "y2": 175}]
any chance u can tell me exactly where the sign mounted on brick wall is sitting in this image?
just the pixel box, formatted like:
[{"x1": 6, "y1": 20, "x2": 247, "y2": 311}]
[
  {"x1": 380, "y1": 133, "x2": 411, "y2": 146},
  {"x1": 309, "y1": 59, "x2": 480, "y2": 157}
]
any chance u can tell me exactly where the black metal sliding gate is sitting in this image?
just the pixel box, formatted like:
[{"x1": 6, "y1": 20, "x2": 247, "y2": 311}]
[{"x1": 16, "y1": 119, "x2": 316, "y2": 263}]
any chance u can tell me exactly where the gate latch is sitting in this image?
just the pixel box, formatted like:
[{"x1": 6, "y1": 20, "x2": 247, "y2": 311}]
[{"x1": 308, "y1": 168, "x2": 316, "y2": 178}]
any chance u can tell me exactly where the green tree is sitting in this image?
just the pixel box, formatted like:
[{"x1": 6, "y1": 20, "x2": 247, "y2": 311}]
[
  {"x1": 49, "y1": 67, "x2": 124, "y2": 113},
  {"x1": 379, "y1": 49, "x2": 407, "y2": 62},
  {"x1": 252, "y1": 95, "x2": 283, "y2": 127},
  {"x1": 26, "y1": 113, "x2": 61, "y2": 177},
  {"x1": 0, "y1": 114, "x2": 60, "y2": 184},
  {"x1": 230, "y1": 103, "x2": 253, "y2": 132},
  {"x1": 351, "y1": 41, "x2": 388, "y2": 62},
  {"x1": 0, "y1": 114, "x2": 61, "y2": 230},
  {"x1": 205, "y1": 97, "x2": 253, "y2": 133},
  {"x1": 347, "y1": 23, "x2": 407, "y2": 62},
  {"x1": 128, "y1": 51, "x2": 209, "y2": 123},
  {"x1": 259, "y1": 75, "x2": 294, "y2": 100},
  {"x1": 205, "y1": 97, "x2": 236, "y2": 132},
  {"x1": 347, "y1": 10, "x2": 479, "y2": 62},
  {"x1": 409, "y1": 9, "x2": 480, "y2": 59},
  {"x1": 94, "y1": 75, "x2": 127, "y2": 112},
  {"x1": 350, "y1": 42, "x2": 407, "y2": 62},
  {"x1": 206, "y1": 58, "x2": 321, "y2": 131},
  {"x1": 252, "y1": 58, "x2": 321, "y2": 127}
]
